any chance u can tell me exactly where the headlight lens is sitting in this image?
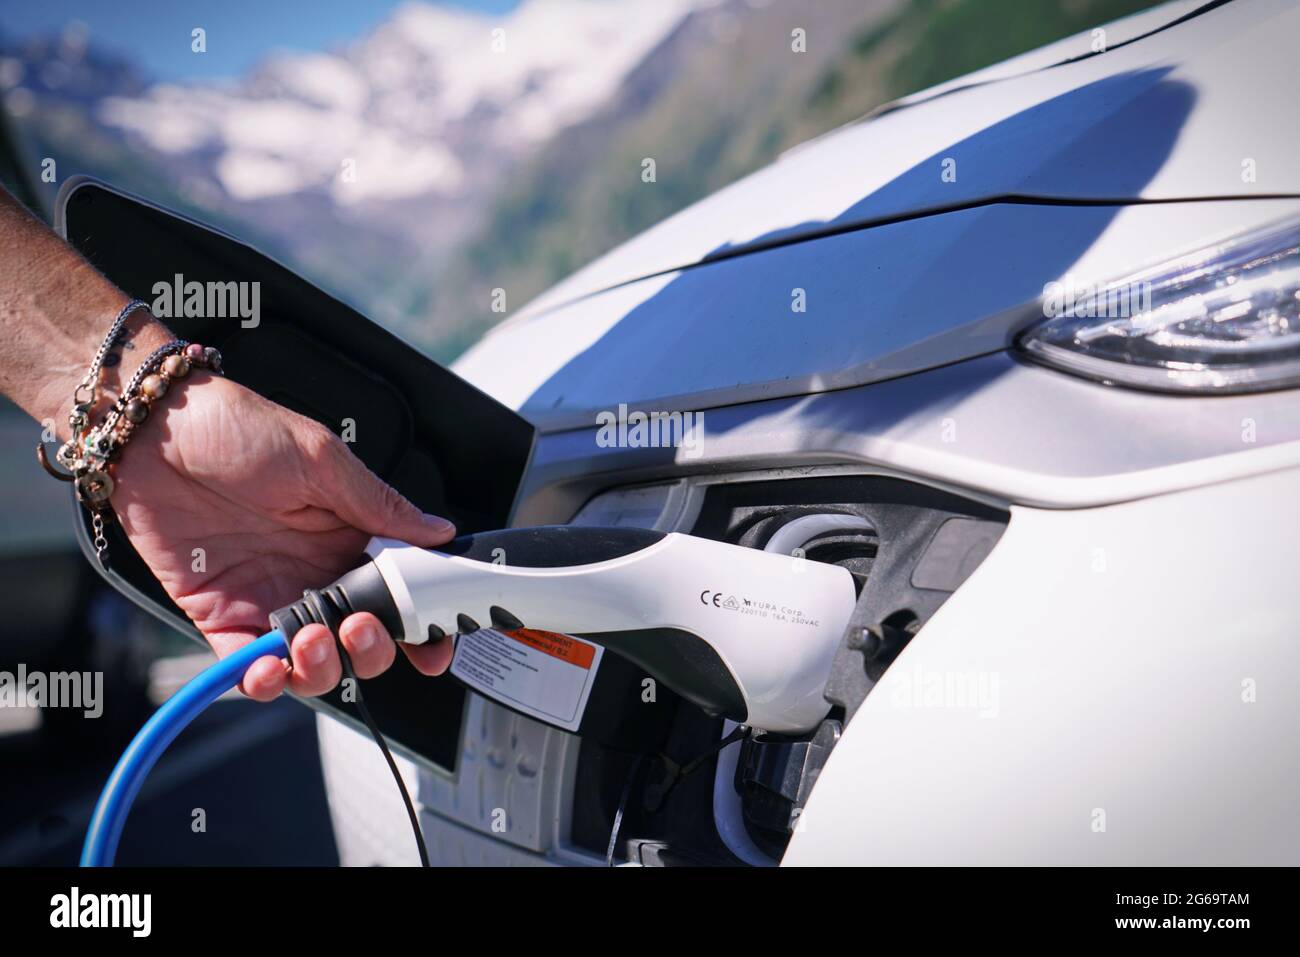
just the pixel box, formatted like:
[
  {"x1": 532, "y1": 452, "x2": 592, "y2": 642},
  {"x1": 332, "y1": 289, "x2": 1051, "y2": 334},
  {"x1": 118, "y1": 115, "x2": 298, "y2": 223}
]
[{"x1": 1017, "y1": 216, "x2": 1300, "y2": 394}]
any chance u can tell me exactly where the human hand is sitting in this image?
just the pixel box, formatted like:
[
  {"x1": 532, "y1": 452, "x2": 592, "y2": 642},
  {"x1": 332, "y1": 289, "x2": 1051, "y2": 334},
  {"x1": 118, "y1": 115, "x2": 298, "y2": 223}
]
[
  {"x1": 0, "y1": 193, "x2": 447, "y2": 699},
  {"x1": 110, "y1": 370, "x2": 456, "y2": 700}
]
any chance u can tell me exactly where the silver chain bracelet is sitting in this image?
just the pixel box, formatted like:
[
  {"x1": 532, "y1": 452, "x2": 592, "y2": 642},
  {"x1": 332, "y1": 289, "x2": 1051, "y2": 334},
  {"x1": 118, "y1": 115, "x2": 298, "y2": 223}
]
[{"x1": 57, "y1": 299, "x2": 151, "y2": 470}]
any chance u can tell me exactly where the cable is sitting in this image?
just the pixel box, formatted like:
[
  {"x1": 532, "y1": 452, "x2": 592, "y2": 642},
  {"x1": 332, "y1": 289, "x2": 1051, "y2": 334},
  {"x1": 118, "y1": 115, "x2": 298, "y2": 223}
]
[
  {"x1": 606, "y1": 726, "x2": 750, "y2": 866},
  {"x1": 605, "y1": 755, "x2": 644, "y2": 867},
  {"x1": 713, "y1": 720, "x2": 775, "y2": 867},
  {"x1": 643, "y1": 724, "x2": 749, "y2": 812},
  {"x1": 335, "y1": 653, "x2": 429, "y2": 867},
  {"x1": 81, "y1": 629, "x2": 290, "y2": 867},
  {"x1": 302, "y1": 589, "x2": 430, "y2": 868},
  {"x1": 83, "y1": 589, "x2": 431, "y2": 867}
]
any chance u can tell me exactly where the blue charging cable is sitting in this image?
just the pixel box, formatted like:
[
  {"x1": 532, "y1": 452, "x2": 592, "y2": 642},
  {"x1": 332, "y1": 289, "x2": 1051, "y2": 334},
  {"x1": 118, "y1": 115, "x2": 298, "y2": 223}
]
[{"x1": 80, "y1": 629, "x2": 289, "y2": 867}]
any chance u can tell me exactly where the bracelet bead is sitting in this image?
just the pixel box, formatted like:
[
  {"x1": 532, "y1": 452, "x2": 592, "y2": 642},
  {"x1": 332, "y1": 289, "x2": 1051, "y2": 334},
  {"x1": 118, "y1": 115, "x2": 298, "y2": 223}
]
[
  {"x1": 141, "y1": 373, "x2": 169, "y2": 400},
  {"x1": 162, "y1": 354, "x2": 191, "y2": 379},
  {"x1": 124, "y1": 398, "x2": 150, "y2": 424}
]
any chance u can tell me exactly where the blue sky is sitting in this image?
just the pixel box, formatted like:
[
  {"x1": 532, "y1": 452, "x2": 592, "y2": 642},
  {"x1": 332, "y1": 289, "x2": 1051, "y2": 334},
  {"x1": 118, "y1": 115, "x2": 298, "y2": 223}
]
[{"x1": 0, "y1": 0, "x2": 521, "y2": 80}]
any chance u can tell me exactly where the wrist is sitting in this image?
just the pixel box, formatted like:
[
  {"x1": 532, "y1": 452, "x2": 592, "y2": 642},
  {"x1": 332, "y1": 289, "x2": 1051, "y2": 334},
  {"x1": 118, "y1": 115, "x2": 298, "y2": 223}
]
[{"x1": 43, "y1": 301, "x2": 175, "y2": 442}]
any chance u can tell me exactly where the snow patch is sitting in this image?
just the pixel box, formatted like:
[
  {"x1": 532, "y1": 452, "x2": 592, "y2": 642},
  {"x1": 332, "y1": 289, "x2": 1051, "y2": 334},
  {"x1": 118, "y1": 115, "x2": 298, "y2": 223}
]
[{"x1": 96, "y1": 0, "x2": 702, "y2": 204}]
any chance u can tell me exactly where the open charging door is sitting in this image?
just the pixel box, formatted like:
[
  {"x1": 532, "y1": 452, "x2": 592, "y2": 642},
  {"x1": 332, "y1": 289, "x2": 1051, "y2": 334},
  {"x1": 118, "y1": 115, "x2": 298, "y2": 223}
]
[{"x1": 55, "y1": 177, "x2": 536, "y2": 774}]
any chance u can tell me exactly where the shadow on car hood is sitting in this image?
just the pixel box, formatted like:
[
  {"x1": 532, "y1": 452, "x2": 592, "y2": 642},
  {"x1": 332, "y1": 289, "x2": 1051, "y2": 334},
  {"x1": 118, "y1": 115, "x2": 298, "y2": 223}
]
[
  {"x1": 504, "y1": 0, "x2": 1300, "y2": 324},
  {"x1": 456, "y1": 194, "x2": 1300, "y2": 432}
]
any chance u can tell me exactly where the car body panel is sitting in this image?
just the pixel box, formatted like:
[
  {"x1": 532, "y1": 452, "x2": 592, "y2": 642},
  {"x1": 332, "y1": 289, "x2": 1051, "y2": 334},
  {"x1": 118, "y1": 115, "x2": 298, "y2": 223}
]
[
  {"x1": 509, "y1": 352, "x2": 1300, "y2": 514},
  {"x1": 784, "y1": 465, "x2": 1300, "y2": 865}
]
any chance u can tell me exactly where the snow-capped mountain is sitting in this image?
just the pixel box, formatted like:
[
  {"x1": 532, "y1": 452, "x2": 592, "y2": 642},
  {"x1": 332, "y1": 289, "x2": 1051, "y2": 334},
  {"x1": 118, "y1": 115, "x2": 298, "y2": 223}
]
[
  {"x1": 98, "y1": 0, "x2": 701, "y2": 206},
  {"x1": 6, "y1": 0, "x2": 704, "y2": 340},
  {"x1": 2, "y1": 0, "x2": 897, "y2": 356}
]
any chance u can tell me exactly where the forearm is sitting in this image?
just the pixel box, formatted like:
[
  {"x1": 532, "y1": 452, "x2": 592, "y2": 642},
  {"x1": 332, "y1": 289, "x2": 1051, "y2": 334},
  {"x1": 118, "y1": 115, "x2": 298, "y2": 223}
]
[{"x1": 0, "y1": 184, "x2": 172, "y2": 436}]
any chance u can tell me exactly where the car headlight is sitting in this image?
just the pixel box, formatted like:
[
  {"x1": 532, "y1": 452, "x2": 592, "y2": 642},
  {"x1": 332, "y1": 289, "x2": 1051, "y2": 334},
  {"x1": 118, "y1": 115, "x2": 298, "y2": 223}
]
[{"x1": 1017, "y1": 216, "x2": 1300, "y2": 394}]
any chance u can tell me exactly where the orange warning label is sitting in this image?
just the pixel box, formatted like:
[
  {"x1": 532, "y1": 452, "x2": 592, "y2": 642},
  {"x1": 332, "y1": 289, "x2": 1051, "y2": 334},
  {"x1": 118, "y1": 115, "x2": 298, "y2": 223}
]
[{"x1": 504, "y1": 628, "x2": 596, "y2": 669}]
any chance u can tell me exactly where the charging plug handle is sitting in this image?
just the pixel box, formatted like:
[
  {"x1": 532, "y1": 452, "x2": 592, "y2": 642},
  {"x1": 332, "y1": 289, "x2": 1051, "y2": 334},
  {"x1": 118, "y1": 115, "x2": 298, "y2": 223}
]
[{"x1": 269, "y1": 560, "x2": 407, "y2": 644}]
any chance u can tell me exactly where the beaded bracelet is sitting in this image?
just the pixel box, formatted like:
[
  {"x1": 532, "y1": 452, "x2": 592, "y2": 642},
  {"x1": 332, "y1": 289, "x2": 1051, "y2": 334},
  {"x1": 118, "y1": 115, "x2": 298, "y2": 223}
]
[
  {"x1": 87, "y1": 340, "x2": 224, "y2": 468},
  {"x1": 38, "y1": 311, "x2": 223, "y2": 564}
]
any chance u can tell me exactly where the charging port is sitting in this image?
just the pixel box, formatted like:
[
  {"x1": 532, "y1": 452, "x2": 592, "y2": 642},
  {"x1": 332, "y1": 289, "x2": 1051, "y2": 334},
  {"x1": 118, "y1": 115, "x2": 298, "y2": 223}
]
[{"x1": 568, "y1": 474, "x2": 1007, "y2": 865}]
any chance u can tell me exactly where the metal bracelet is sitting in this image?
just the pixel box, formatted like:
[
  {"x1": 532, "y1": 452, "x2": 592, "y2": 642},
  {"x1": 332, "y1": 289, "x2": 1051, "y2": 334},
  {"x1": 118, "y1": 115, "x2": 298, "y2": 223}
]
[
  {"x1": 70, "y1": 298, "x2": 150, "y2": 408},
  {"x1": 59, "y1": 299, "x2": 151, "y2": 468}
]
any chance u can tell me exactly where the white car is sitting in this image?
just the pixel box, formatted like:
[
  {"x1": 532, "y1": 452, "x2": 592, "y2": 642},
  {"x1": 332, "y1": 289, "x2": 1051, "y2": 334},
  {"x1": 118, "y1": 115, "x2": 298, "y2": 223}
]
[
  {"x1": 64, "y1": 0, "x2": 1300, "y2": 866},
  {"x1": 425, "y1": 0, "x2": 1300, "y2": 867}
]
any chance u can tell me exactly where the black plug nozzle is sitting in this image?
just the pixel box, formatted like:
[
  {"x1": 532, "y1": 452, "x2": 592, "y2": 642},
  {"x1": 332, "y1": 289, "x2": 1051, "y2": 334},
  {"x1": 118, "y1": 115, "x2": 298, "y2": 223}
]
[{"x1": 268, "y1": 560, "x2": 405, "y2": 643}]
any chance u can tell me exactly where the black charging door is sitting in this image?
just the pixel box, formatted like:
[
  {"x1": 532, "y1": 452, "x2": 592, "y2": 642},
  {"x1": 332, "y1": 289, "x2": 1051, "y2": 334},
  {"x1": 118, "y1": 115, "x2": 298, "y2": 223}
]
[{"x1": 55, "y1": 177, "x2": 536, "y2": 772}]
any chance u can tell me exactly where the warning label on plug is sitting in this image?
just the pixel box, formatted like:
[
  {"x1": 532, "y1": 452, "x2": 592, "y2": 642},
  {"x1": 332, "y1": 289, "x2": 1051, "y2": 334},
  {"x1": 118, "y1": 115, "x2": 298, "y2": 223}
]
[{"x1": 450, "y1": 627, "x2": 602, "y2": 732}]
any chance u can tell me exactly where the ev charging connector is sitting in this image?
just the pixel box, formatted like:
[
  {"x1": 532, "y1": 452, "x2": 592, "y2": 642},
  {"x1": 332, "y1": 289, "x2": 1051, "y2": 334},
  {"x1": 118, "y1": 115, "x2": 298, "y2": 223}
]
[{"x1": 270, "y1": 526, "x2": 859, "y2": 734}]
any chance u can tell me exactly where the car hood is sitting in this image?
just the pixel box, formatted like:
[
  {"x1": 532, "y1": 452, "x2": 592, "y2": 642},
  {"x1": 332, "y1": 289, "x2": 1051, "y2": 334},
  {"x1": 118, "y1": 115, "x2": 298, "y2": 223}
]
[{"x1": 456, "y1": 0, "x2": 1300, "y2": 430}]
